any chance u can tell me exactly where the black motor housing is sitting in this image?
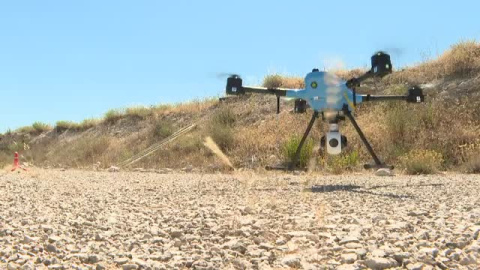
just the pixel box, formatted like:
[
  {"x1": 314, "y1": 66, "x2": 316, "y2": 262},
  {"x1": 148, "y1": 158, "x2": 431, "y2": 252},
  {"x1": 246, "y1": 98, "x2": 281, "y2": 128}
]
[
  {"x1": 371, "y1": 52, "x2": 392, "y2": 77},
  {"x1": 294, "y1": 99, "x2": 307, "y2": 113},
  {"x1": 226, "y1": 75, "x2": 245, "y2": 95},
  {"x1": 406, "y1": 86, "x2": 425, "y2": 103}
]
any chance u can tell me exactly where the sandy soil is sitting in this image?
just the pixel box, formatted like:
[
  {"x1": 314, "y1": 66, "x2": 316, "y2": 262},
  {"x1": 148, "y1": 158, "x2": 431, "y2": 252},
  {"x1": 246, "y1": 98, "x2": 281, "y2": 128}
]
[{"x1": 0, "y1": 169, "x2": 479, "y2": 269}]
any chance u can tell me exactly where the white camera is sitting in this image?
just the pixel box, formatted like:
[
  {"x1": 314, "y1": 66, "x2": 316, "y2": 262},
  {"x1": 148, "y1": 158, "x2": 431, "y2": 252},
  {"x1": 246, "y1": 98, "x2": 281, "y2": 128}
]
[{"x1": 323, "y1": 123, "x2": 346, "y2": 155}]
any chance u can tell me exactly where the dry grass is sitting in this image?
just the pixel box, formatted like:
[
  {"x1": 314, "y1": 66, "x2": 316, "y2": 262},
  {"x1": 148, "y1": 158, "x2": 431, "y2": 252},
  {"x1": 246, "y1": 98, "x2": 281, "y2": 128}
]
[
  {"x1": 399, "y1": 149, "x2": 444, "y2": 174},
  {"x1": 263, "y1": 74, "x2": 304, "y2": 89},
  {"x1": 388, "y1": 40, "x2": 480, "y2": 84}
]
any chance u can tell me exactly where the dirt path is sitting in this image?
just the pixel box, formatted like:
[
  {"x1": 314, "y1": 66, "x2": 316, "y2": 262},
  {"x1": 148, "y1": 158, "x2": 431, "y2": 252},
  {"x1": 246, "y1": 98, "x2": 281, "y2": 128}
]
[{"x1": 0, "y1": 169, "x2": 479, "y2": 269}]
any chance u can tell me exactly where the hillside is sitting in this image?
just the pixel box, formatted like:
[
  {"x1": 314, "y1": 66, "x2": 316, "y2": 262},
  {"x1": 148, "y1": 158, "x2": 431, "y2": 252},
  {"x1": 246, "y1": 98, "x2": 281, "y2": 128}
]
[{"x1": 1, "y1": 41, "x2": 480, "y2": 174}]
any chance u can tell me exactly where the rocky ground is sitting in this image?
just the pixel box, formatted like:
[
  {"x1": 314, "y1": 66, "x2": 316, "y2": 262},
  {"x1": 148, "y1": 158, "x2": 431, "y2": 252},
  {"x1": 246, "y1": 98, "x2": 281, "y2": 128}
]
[{"x1": 0, "y1": 169, "x2": 479, "y2": 270}]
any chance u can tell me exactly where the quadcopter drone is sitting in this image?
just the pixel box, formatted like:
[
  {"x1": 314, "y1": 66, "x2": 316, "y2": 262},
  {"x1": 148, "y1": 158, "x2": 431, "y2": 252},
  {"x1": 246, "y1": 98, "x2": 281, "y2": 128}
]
[{"x1": 225, "y1": 52, "x2": 425, "y2": 170}]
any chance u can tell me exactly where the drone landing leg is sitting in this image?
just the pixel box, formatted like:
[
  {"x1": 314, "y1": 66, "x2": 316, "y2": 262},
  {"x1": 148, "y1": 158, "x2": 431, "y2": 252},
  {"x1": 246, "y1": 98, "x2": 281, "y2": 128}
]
[
  {"x1": 343, "y1": 109, "x2": 393, "y2": 170},
  {"x1": 288, "y1": 111, "x2": 319, "y2": 170}
]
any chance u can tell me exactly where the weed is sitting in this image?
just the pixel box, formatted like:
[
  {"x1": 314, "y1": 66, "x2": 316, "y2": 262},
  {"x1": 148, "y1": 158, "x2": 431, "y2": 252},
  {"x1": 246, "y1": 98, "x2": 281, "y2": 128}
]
[
  {"x1": 399, "y1": 149, "x2": 444, "y2": 174},
  {"x1": 282, "y1": 135, "x2": 314, "y2": 168},
  {"x1": 104, "y1": 109, "x2": 125, "y2": 124}
]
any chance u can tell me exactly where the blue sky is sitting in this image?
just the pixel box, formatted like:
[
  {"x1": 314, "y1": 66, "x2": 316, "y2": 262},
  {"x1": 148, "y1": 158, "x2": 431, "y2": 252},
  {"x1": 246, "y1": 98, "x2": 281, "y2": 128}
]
[{"x1": 1, "y1": 1, "x2": 479, "y2": 132}]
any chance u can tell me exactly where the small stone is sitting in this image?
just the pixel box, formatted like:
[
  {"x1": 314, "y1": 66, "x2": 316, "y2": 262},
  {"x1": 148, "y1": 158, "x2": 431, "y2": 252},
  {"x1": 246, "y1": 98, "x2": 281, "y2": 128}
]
[
  {"x1": 46, "y1": 244, "x2": 57, "y2": 253},
  {"x1": 23, "y1": 235, "x2": 38, "y2": 244},
  {"x1": 7, "y1": 263, "x2": 19, "y2": 270},
  {"x1": 341, "y1": 253, "x2": 357, "y2": 264},
  {"x1": 114, "y1": 257, "x2": 129, "y2": 265},
  {"x1": 122, "y1": 264, "x2": 138, "y2": 270},
  {"x1": 232, "y1": 258, "x2": 252, "y2": 270},
  {"x1": 88, "y1": 254, "x2": 101, "y2": 264},
  {"x1": 96, "y1": 264, "x2": 106, "y2": 270},
  {"x1": 371, "y1": 249, "x2": 387, "y2": 258},
  {"x1": 365, "y1": 257, "x2": 398, "y2": 269},
  {"x1": 375, "y1": 168, "x2": 394, "y2": 176},
  {"x1": 259, "y1": 243, "x2": 274, "y2": 251},
  {"x1": 48, "y1": 265, "x2": 64, "y2": 270},
  {"x1": 108, "y1": 166, "x2": 120, "y2": 172},
  {"x1": 393, "y1": 252, "x2": 411, "y2": 263},
  {"x1": 406, "y1": 263, "x2": 424, "y2": 270},
  {"x1": 418, "y1": 247, "x2": 439, "y2": 258},
  {"x1": 48, "y1": 235, "x2": 61, "y2": 243},
  {"x1": 281, "y1": 255, "x2": 301, "y2": 268},
  {"x1": 339, "y1": 236, "x2": 359, "y2": 245},
  {"x1": 169, "y1": 229, "x2": 183, "y2": 238}
]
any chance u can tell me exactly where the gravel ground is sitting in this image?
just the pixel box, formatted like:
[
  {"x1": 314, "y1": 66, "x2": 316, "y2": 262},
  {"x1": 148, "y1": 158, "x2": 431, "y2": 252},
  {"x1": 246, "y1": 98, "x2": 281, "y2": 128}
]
[{"x1": 0, "y1": 169, "x2": 479, "y2": 270}]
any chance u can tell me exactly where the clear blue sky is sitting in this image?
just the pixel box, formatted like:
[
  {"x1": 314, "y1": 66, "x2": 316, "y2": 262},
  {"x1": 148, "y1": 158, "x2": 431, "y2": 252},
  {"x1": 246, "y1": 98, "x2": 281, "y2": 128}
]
[{"x1": 1, "y1": 1, "x2": 479, "y2": 132}]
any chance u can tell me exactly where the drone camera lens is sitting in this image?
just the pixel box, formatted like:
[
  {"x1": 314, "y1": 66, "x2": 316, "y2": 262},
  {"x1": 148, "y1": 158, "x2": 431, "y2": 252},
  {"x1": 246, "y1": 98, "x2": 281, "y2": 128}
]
[{"x1": 329, "y1": 138, "x2": 339, "y2": 148}]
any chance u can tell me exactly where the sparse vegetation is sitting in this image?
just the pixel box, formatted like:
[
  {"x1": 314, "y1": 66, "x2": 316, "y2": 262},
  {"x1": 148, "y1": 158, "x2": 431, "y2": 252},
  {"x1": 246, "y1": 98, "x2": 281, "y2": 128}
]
[
  {"x1": 282, "y1": 135, "x2": 314, "y2": 168},
  {"x1": 463, "y1": 154, "x2": 480, "y2": 174},
  {"x1": 206, "y1": 107, "x2": 236, "y2": 151},
  {"x1": 104, "y1": 109, "x2": 125, "y2": 124},
  {"x1": 126, "y1": 106, "x2": 153, "y2": 119},
  {"x1": 399, "y1": 149, "x2": 444, "y2": 174},
  {"x1": 151, "y1": 119, "x2": 174, "y2": 139},
  {"x1": 263, "y1": 74, "x2": 304, "y2": 89},
  {"x1": 55, "y1": 121, "x2": 79, "y2": 133},
  {"x1": 326, "y1": 150, "x2": 360, "y2": 174}
]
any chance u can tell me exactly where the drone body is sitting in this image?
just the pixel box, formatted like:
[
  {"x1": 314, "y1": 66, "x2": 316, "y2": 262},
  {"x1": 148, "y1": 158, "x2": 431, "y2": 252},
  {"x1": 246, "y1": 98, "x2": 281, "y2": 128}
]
[{"x1": 225, "y1": 52, "x2": 425, "y2": 170}]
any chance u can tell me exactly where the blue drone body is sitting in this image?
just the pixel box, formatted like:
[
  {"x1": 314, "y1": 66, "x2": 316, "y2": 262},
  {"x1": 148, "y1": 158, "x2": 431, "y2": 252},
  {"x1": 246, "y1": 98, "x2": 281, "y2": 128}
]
[{"x1": 225, "y1": 52, "x2": 425, "y2": 170}]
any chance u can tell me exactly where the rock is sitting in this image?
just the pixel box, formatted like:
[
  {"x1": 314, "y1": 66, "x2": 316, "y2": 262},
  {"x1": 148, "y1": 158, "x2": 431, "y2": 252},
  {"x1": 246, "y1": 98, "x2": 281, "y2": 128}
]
[
  {"x1": 46, "y1": 244, "x2": 57, "y2": 253},
  {"x1": 107, "y1": 166, "x2": 120, "y2": 172},
  {"x1": 48, "y1": 265, "x2": 64, "y2": 270},
  {"x1": 375, "y1": 168, "x2": 394, "y2": 176},
  {"x1": 364, "y1": 257, "x2": 398, "y2": 269},
  {"x1": 182, "y1": 165, "x2": 193, "y2": 172},
  {"x1": 96, "y1": 264, "x2": 106, "y2": 270},
  {"x1": 122, "y1": 264, "x2": 138, "y2": 270},
  {"x1": 406, "y1": 263, "x2": 424, "y2": 270},
  {"x1": 393, "y1": 252, "x2": 411, "y2": 263},
  {"x1": 339, "y1": 236, "x2": 359, "y2": 245},
  {"x1": 88, "y1": 254, "x2": 101, "y2": 264},
  {"x1": 337, "y1": 264, "x2": 362, "y2": 270},
  {"x1": 48, "y1": 235, "x2": 61, "y2": 243},
  {"x1": 7, "y1": 263, "x2": 20, "y2": 270},
  {"x1": 371, "y1": 249, "x2": 387, "y2": 258},
  {"x1": 259, "y1": 243, "x2": 274, "y2": 251},
  {"x1": 341, "y1": 253, "x2": 357, "y2": 264},
  {"x1": 114, "y1": 257, "x2": 129, "y2": 265},
  {"x1": 169, "y1": 229, "x2": 183, "y2": 239},
  {"x1": 232, "y1": 258, "x2": 252, "y2": 269},
  {"x1": 418, "y1": 247, "x2": 439, "y2": 258},
  {"x1": 281, "y1": 255, "x2": 301, "y2": 268},
  {"x1": 23, "y1": 235, "x2": 38, "y2": 244},
  {"x1": 459, "y1": 254, "x2": 476, "y2": 265}
]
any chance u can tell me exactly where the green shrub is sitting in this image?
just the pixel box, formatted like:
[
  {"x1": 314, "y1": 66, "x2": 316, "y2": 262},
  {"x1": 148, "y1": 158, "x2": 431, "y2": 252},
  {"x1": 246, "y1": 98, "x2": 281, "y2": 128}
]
[
  {"x1": 206, "y1": 108, "x2": 236, "y2": 150},
  {"x1": 400, "y1": 149, "x2": 444, "y2": 174},
  {"x1": 16, "y1": 126, "x2": 35, "y2": 134},
  {"x1": 211, "y1": 107, "x2": 236, "y2": 127},
  {"x1": 32, "y1": 122, "x2": 52, "y2": 133},
  {"x1": 282, "y1": 135, "x2": 314, "y2": 168},
  {"x1": 104, "y1": 109, "x2": 125, "y2": 124},
  {"x1": 152, "y1": 119, "x2": 173, "y2": 139},
  {"x1": 55, "y1": 121, "x2": 79, "y2": 132},
  {"x1": 328, "y1": 150, "x2": 360, "y2": 174},
  {"x1": 79, "y1": 118, "x2": 100, "y2": 130}
]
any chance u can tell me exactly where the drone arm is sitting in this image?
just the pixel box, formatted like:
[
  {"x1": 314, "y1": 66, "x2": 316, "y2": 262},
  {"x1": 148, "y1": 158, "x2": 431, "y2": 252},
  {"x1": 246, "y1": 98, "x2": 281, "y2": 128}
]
[
  {"x1": 359, "y1": 86, "x2": 425, "y2": 103},
  {"x1": 241, "y1": 86, "x2": 287, "y2": 96}
]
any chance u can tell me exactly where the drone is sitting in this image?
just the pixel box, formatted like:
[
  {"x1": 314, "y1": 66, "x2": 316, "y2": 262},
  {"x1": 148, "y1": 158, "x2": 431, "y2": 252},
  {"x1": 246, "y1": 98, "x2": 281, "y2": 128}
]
[{"x1": 225, "y1": 52, "x2": 425, "y2": 170}]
